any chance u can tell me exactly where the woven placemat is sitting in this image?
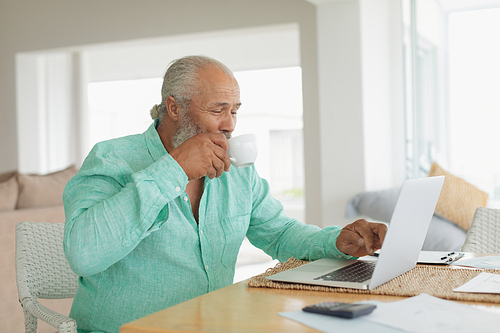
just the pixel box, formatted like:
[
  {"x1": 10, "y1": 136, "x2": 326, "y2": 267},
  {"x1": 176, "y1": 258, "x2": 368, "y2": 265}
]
[{"x1": 245, "y1": 258, "x2": 500, "y2": 303}]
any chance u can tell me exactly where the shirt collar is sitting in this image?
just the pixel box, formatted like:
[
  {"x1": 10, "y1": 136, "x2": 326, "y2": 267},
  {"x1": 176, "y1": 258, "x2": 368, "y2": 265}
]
[{"x1": 145, "y1": 119, "x2": 168, "y2": 162}]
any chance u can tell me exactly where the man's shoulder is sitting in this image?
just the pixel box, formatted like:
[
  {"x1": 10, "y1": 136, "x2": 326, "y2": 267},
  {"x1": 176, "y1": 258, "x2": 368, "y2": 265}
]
[
  {"x1": 74, "y1": 133, "x2": 153, "y2": 184},
  {"x1": 90, "y1": 133, "x2": 147, "y2": 158}
]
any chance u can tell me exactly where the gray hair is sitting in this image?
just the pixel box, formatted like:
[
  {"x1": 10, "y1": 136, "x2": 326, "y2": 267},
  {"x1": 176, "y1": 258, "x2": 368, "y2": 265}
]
[{"x1": 150, "y1": 55, "x2": 234, "y2": 121}]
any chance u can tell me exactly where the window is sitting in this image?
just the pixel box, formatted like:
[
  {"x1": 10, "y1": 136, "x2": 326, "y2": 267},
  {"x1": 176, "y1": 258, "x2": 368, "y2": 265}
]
[
  {"x1": 404, "y1": 35, "x2": 440, "y2": 178},
  {"x1": 269, "y1": 129, "x2": 304, "y2": 200},
  {"x1": 88, "y1": 78, "x2": 161, "y2": 147},
  {"x1": 448, "y1": 8, "x2": 500, "y2": 200},
  {"x1": 403, "y1": 0, "x2": 500, "y2": 206},
  {"x1": 233, "y1": 67, "x2": 304, "y2": 211}
]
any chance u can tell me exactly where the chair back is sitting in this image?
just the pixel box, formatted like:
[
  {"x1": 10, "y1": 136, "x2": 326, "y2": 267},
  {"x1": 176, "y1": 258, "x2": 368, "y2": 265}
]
[
  {"x1": 462, "y1": 207, "x2": 500, "y2": 253},
  {"x1": 16, "y1": 221, "x2": 79, "y2": 301}
]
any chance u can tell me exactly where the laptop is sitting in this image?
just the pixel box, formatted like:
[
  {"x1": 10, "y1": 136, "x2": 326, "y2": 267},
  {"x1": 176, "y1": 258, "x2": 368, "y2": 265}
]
[{"x1": 266, "y1": 176, "x2": 445, "y2": 290}]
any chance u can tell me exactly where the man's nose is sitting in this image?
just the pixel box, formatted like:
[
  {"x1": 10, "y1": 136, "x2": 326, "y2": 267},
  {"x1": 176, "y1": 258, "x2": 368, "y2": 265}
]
[{"x1": 219, "y1": 111, "x2": 236, "y2": 133}]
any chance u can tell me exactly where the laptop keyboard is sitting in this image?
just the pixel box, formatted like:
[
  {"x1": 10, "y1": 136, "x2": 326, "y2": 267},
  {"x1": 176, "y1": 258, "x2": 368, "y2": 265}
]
[{"x1": 314, "y1": 261, "x2": 376, "y2": 283}]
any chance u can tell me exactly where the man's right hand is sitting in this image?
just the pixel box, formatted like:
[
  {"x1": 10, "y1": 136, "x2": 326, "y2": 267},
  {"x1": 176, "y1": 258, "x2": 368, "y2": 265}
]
[
  {"x1": 169, "y1": 133, "x2": 231, "y2": 180},
  {"x1": 336, "y1": 219, "x2": 387, "y2": 257}
]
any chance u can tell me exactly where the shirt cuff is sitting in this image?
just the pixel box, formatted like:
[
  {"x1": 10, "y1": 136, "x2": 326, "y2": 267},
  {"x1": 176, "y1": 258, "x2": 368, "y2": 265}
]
[
  {"x1": 135, "y1": 153, "x2": 189, "y2": 201},
  {"x1": 324, "y1": 225, "x2": 358, "y2": 260}
]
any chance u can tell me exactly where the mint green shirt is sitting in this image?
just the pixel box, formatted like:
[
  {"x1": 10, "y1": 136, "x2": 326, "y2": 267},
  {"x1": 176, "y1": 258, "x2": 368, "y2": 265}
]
[{"x1": 63, "y1": 120, "x2": 350, "y2": 333}]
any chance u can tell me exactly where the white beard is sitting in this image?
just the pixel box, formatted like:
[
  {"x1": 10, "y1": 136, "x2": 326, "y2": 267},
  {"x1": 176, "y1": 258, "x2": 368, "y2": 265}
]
[
  {"x1": 171, "y1": 111, "x2": 233, "y2": 148},
  {"x1": 171, "y1": 111, "x2": 203, "y2": 148}
]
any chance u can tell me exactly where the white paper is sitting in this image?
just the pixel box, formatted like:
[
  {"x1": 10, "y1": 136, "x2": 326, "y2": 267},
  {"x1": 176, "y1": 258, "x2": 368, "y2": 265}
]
[
  {"x1": 417, "y1": 251, "x2": 464, "y2": 264},
  {"x1": 452, "y1": 256, "x2": 500, "y2": 269},
  {"x1": 363, "y1": 293, "x2": 500, "y2": 333},
  {"x1": 454, "y1": 272, "x2": 500, "y2": 293}
]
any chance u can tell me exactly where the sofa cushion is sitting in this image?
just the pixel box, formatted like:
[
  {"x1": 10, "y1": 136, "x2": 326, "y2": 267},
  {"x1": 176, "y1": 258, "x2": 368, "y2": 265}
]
[
  {"x1": 345, "y1": 186, "x2": 399, "y2": 223},
  {"x1": 17, "y1": 165, "x2": 77, "y2": 209},
  {"x1": 0, "y1": 174, "x2": 18, "y2": 211},
  {"x1": 345, "y1": 185, "x2": 467, "y2": 251},
  {"x1": 429, "y1": 162, "x2": 488, "y2": 231},
  {"x1": 0, "y1": 170, "x2": 16, "y2": 183}
]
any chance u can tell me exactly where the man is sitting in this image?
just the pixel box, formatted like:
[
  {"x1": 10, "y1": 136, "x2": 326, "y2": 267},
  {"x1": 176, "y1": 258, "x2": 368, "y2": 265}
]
[{"x1": 63, "y1": 55, "x2": 386, "y2": 333}]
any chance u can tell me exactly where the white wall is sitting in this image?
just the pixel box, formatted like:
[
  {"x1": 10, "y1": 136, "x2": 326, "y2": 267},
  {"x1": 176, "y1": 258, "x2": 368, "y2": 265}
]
[
  {"x1": 314, "y1": 0, "x2": 405, "y2": 226},
  {"x1": 85, "y1": 25, "x2": 300, "y2": 82},
  {"x1": 316, "y1": 1, "x2": 366, "y2": 227},
  {"x1": 361, "y1": 0, "x2": 406, "y2": 191},
  {"x1": 16, "y1": 52, "x2": 75, "y2": 174}
]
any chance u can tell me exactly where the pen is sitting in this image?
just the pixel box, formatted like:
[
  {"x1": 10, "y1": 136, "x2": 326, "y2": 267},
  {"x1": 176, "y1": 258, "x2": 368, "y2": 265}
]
[{"x1": 447, "y1": 252, "x2": 464, "y2": 263}]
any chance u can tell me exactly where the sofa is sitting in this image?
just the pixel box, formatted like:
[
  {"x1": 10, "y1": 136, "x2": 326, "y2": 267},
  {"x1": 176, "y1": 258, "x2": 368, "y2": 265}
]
[
  {"x1": 0, "y1": 165, "x2": 77, "y2": 333},
  {"x1": 346, "y1": 185, "x2": 468, "y2": 251},
  {"x1": 346, "y1": 162, "x2": 490, "y2": 252}
]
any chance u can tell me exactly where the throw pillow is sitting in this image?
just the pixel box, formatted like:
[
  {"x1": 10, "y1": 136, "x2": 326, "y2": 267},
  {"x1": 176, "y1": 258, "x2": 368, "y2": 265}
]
[
  {"x1": 429, "y1": 162, "x2": 488, "y2": 231},
  {"x1": 0, "y1": 173, "x2": 18, "y2": 211},
  {"x1": 17, "y1": 165, "x2": 78, "y2": 209}
]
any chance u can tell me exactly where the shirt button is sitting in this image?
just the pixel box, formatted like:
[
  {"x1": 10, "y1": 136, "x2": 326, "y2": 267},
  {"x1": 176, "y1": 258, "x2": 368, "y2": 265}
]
[
  {"x1": 206, "y1": 265, "x2": 209, "y2": 270},
  {"x1": 175, "y1": 186, "x2": 180, "y2": 192},
  {"x1": 183, "y1": 196, "x2": 188, "y2": 201},
  {"x1": 200, "y1": 230, "x2": 204, "y2": 235},
  {"x1": 338, "y1": 255, "x2": 343, "y2": 259}
]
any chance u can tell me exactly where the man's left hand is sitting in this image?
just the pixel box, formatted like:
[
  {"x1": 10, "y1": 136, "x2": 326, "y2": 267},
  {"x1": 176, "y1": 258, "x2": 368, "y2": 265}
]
[{"x1": 336, "y1": 219, "x2": 387, "y2": 257}]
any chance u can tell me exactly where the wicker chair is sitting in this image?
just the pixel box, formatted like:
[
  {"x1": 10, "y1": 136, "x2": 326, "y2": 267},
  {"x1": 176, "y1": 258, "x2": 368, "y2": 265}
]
[
  {"x1": 15, "y1": 221, "x2": 78, "y2": 333},
  {"x1": 462, "y1": 207, "x2": 500, "y2": 253}
]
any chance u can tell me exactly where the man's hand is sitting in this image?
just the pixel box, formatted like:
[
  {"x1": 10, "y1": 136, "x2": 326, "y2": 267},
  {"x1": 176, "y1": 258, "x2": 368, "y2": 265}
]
[
  {"x1": 169, "y1": 133, "x2": 231, "y2": 180},
  {"x1": 336, "y1": 219, "x2": 387, "y2": 257}
]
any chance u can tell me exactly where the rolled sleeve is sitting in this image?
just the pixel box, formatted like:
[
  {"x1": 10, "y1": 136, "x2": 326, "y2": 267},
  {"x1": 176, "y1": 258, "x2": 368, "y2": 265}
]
[{"x1": 64, "y1": 142, "x2": 189, "y2": 277}]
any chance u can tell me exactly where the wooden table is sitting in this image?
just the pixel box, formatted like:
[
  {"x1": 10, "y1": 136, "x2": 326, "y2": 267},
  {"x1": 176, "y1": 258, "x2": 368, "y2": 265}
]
[{"x1": 120, "y1": 253, "x2": 500, "y2": 333}]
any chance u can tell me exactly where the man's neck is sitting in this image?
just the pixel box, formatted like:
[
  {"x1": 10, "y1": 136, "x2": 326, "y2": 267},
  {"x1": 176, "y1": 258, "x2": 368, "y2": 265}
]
[{"x1": 156, "y1": 119, "x2": 176, "y2": 153}]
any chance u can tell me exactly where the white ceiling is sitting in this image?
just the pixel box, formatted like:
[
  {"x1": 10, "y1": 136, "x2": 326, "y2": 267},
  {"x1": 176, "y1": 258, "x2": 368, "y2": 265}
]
[
  {"x1": 304, "y1": 0, "x2": 500, "y2": 11},
  {"x1": 439, "y1": 0, "x2": 500, "y2": 12},
  {"x1": 303, "y1": 0, "x2": 344, "y2": 5}
]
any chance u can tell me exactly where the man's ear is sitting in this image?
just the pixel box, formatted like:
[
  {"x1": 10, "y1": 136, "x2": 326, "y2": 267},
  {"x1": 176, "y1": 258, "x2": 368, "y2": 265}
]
[{"x1": 165, "y1": 96, "x2": 181, "y2": 122}]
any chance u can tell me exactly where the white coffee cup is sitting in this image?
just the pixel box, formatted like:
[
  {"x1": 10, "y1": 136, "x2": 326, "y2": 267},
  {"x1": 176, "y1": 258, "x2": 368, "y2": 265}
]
[{"x1": 227, "y1": 134, "x2": 258, "y2": 168}]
